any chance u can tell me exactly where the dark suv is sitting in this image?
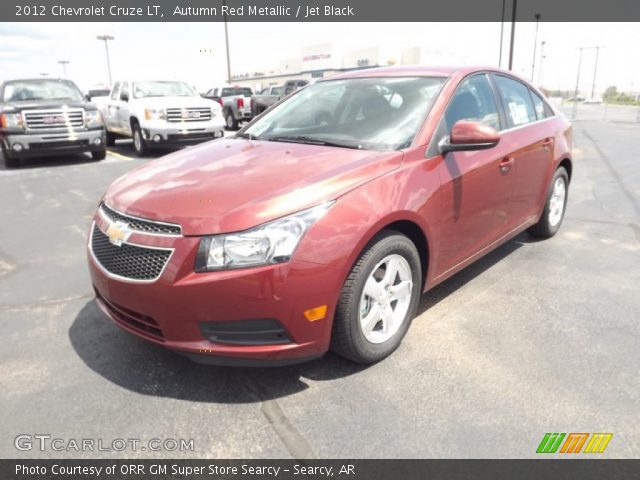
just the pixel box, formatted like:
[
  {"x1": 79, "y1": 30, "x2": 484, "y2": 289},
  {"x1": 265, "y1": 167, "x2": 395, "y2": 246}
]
[{"x1": 0, "y1": 78, "x2": 106, "y2": 168}]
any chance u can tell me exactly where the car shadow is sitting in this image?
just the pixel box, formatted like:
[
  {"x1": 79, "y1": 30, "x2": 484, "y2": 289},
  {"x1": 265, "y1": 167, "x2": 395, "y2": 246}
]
[
  {"x1": 0, "y1": 152, "x2": 96, "y2": 170},
  {"x1": 68, "y1": 232, "x2": 533, "y2": 404}
]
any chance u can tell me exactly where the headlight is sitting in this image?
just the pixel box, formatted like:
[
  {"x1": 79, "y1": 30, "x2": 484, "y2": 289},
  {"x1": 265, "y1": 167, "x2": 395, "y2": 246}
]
[
  {"x1": 144, "y1": 108, "x2": 165, "y2": 121},
  {"x1": 195, "y1": 202, "x2": 334, "y2": 272},
  {"x1": 85, "y1": 110, "x2": 103, "y2": 128},
  {"x1": 0, "y1": 112, "x2": 24, "y2": 130}
]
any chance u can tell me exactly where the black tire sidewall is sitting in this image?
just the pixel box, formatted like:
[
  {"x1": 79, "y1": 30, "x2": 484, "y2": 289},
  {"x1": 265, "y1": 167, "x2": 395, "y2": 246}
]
[
  {"x1": 132, "y1": 124, "x2": 147, "y2": 156},
  {"x1": 346, "y1": 234, "x2": 422, "y2": 362},
  {"x1": 541, "y1": 167, "x2": 569, "y2": 236}
]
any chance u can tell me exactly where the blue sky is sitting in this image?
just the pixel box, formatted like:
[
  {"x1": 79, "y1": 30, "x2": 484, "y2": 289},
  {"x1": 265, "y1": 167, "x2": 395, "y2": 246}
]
[{"x1": 1, "y1": 22, "x2": 639, "y2": 94}]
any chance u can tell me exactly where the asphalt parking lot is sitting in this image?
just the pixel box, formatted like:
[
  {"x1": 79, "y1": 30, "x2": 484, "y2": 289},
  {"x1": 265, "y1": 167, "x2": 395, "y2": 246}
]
[{"x1": 1, "y1": 109, "x2": 639, "y2": 459}]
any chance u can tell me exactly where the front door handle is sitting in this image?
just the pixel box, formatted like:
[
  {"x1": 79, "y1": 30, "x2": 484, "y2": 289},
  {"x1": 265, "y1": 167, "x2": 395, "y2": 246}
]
[
  {"x1": 542, "y1": 137, "x2": 553, "y2": 151},
  {"x1": 499, "y1": 156, "x2": 514, "y2": 173}
]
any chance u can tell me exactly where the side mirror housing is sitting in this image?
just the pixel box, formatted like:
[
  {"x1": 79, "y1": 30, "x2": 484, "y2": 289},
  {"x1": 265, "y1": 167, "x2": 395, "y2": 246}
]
[
  {"x1": 439, "y1": 120, "x2": 500, "y2": 155},
  {"x1": 120, "y1": 92, "x2": 129, "y2": 102},
  {"x1": 84, "y1": 94, "x2": 91, "y2": 102}
]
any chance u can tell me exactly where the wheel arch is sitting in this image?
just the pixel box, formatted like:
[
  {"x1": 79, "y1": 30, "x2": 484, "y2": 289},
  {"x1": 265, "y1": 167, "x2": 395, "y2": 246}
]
[{"x1": 558, "y1": 157, "x2": 572, "y2": 182}]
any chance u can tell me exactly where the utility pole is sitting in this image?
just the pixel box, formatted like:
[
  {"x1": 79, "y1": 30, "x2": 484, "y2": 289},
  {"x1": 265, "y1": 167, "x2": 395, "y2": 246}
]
[
  {"x1": 531, "y1": 14, "x2": 541, "y2": 81},
  {"x1": 508, "y1": 0, "x2": 517, "y2": 70},
  {"x1": 96, "y1": 35, "x2": 114, "y2": 86},
  {"x1": 537, "y1": 41, "x2": 546, "y2": 87},
  {"x1": 223, "y1": 0, "x2": 232, "y2": 82},
  {"x1": 498, "y1": 0, "x2": 506, "y2": 67},
  {"x1": 58, "y1": 60, "x2": 69, "y2": 78},
  {"x1": 591, "y1": 46, "x2": 600, "y2": 100}
]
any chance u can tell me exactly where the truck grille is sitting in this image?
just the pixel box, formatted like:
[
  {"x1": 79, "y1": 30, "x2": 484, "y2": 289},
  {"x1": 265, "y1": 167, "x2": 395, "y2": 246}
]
[
  {"x1": 166, "y1": 107, "x2": 212, "y2": 123},
  {"x1": 91, "y1": 225, "x2": 172, "y2": 281},
  {"x1": 100, "y1": 203, "x2": 182, "y2": 235},
  {"x1": 23, "y1": 108, "x2": 84, "y2": 130}
]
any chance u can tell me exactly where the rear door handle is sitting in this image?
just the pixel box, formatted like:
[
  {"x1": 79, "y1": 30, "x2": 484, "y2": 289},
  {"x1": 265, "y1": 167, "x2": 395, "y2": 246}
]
[
  {"x1": 542, "y1": 137, "x2": 553, "y2": 150},
  {"x1": 499, "y1": 156, "x2": 514, "y2": 173}
]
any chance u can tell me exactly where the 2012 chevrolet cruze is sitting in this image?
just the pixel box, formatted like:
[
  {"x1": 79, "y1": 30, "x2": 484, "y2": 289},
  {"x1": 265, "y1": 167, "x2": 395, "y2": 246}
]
[{"x1": 88, "y1": 66, "x2": 572, "y2": 366}]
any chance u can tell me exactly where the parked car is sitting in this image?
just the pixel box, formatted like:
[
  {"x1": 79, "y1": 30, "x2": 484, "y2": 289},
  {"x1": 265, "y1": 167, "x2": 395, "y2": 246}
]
[
  {"x1": 0, "y1": 78, "x2": 106, "y2": 168},
  {"x1": 251, "y1": 79, "x2": 309, "y2": 116},
  {"x1": 85, "y1": 85, "x2": 111, "y2": 107},
  {"x1": 202, "y1": 85, "x2": 253, "y2": 130},
  {"x1": 88, "y1": 66, "x2": 572, "y2": 366},
  {"x1": 100, "y1": 80, "x2": 225, "y2": 156}
]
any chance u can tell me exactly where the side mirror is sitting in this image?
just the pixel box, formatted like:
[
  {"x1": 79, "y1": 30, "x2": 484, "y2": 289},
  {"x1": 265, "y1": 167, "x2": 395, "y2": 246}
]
[
  {"x1": 84, "y1": 94, "x2": 91, "y2": 102},
  {"x1": 120, "y1": 92, "x2": 129, "y2": 102},
  {"x1": 439, "y1": 120, "x2": 500, "y2": 155}
]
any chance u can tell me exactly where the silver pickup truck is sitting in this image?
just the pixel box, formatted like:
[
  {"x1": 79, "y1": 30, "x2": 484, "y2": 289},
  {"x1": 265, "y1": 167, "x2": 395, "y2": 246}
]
[
  {"x1": 0, "y1": 78, "x2": 106, "y2": 168},
  {"x1": 100, "y1": 80, "x2": 225, "y2": 156},
  {"x1": 202, "y1": 86, "x2": 254, "y2": 130}
]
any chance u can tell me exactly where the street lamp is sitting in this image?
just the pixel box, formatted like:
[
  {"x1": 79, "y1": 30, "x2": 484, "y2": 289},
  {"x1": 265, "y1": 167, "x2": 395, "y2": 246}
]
[
  {"x1": 508, "y1": 0, "x2": 517, "y2": 70},
  {"x1": 58, "y1": 60, "x2": 69, "y2": 78},
  {"x1": 530, "y1": 14, "x2": 541, "y2": 81},
  {"x1": 537, "y1": 41, "x2": 546, "y2": 87},
  {"x1": 222, "y1": 0, "x2": 232, "y2": 82},
  {"x1": 591, "y1": 46, "x2": 600, "y2": 100},
  {"x1": 96, "y1": 35, "x2": 114, "y2": 86},
  {"x1": 572, "y1": 47, "x2": 584, "y2": 120}
]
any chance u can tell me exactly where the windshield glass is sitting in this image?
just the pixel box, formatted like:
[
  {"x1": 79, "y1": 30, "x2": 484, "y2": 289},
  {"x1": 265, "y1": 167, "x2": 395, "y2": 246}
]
[
  {"x1": 2, "y1": 79, "x2": 83, "y2": 102},
  {"x1": 221, "y1": 87, "x2": 253, "y2": 97},
  {"x1": 132, "y1": 81, "x2": 195, "y2": 98},
  {"x1": 243, "y1": 76, "x2": 446, "y2": 151}
]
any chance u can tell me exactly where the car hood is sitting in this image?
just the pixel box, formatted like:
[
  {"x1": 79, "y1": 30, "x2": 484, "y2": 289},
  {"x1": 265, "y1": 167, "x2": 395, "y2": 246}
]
[
  {"x1": 134, "y1": 96, "x2": 217, "y2": 108},
  {"x1": 103, "y1": 139, "x2": 402, "y2": 235},
  {"x1": 2, "y1": 99, "x2": 93, "y2": 111}
]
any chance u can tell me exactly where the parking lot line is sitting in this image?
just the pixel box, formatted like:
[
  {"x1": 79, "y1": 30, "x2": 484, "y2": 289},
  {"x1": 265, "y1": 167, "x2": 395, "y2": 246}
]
[{"x1": 107, "y1": 150, "x2": 133, "y2": 161}]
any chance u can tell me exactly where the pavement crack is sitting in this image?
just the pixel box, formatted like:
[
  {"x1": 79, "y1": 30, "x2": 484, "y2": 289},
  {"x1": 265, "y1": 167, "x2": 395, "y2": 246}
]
[{"x1": 238, "y1": 374, "x2": 316, "y2": 459}]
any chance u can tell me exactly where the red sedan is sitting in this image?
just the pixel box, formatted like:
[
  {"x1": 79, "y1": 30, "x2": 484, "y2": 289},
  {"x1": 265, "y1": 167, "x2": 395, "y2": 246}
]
[{"x1": 87, "y1": 66, "x2": 572, "y2": 366}]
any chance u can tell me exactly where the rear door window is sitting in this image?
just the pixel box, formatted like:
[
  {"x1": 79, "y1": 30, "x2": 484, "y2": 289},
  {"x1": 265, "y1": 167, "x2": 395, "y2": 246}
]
[{"x1": 493, "y1": 75, "x2": 537, "y2": 127}]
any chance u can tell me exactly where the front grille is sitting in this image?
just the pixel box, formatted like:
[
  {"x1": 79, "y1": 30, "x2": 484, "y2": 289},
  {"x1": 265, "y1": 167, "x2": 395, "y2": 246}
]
[
  {"x1": 24, "y1": 108, "x2": 84, "y2": 130},
  {"x1": 96, "y1": 289, "x2": 165, "y2": 341},
  {"x1": 167, "y1": 132, "x2": 215, "y2": 141},
  {"x1": 29, "y1": 140, "x2": 89, "y2": 149},
  {"x1": 100, "y1": 203, "x2": 181, "y2": 235},
  {"x1": 166, "y1": 107, "x2": 212, "y2": 123},
  {"x1": 91, "y1": 226, "x2": 172, "y2": 281}
]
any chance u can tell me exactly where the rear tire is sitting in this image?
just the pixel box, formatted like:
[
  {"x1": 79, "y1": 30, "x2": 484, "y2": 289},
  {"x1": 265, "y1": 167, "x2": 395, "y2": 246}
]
[
  {"x1": 225, "y1": 110, "x2": 239, "y2": 130},
  {"x1": 132, "y1": 122, "x2": 149, "y2": 157},
  {"x1": 331, "y1": 231, "x2": 422, "y2": 364},
  {"x1": 528, "y1": 167, "x2": 569, "y2": 238}
]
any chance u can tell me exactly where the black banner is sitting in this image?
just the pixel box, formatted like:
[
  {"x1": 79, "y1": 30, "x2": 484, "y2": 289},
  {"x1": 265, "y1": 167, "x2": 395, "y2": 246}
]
[
  {"x1": 4, "y1": 0, "x2": 640, "y2": 22},
  {"x1": 3, "y1": 460, "x2": 640, "y2": 480}
]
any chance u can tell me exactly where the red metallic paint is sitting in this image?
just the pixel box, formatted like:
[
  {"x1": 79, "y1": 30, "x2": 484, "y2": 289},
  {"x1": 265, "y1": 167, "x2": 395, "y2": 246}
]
[
  {"x1": 88, "y1": 66, "x2": 572, "y2": 365},
  {"x1": 450, "y1": 120, "x2": 500, "y2": 145}
]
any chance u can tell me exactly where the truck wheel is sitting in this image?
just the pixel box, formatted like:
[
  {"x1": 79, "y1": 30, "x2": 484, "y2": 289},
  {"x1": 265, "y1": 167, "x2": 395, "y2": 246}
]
[
  {"x1": 105, "y1": 130, "x2": 116, "y2": 147},
  {"x1": 225, "y1": 110, "x2": 238, "y2": 130},
  {"x1": 91, "y1": 149, "x2": 107, "y2": 161},
  {"x1": 1, "y1": 143, "x2": 19, "y2": 168},
  {"x1": 331, "y1": 231, "x2": 422, "y2": 364},
  {"x1": 132, "y1": 122, "x2": 149, "y2": 157}
]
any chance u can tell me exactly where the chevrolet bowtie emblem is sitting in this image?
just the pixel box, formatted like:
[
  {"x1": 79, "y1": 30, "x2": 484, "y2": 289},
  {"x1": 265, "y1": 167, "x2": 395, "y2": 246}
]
[{"x1": 106, "y1": 221, "x2": 132, "y2": 247}]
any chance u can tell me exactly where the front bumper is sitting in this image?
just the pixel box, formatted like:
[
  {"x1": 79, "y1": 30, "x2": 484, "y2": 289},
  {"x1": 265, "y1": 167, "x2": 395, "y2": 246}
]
[
  {"x1": 140, "y1": 120, "x2": 225, "y2": 147},
  {"x1": 87, "y1": 212, "x2": 346, "y2": 366},
  {"x1": 1, "y1": 128, "x2": 105, "y2": 158}
]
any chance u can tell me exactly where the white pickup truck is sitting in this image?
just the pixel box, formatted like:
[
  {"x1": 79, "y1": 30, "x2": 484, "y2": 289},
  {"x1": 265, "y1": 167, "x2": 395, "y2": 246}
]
[{"x1": 100, "y1": 80, "x2": 225, "y2": 156}]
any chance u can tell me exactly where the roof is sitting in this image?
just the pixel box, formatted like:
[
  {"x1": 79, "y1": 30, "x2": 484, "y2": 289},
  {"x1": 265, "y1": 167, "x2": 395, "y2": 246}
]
[{"x1": 329, "y1": 65, "x2": 514, "y2": 80}]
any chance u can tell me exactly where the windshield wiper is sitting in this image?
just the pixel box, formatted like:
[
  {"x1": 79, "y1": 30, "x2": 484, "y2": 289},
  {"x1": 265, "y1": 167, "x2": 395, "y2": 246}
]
[
  {"x1": 266, "y1": 135, "x2": 362, "y2": 149},
  {"x1": 235, "y1": 132, "x2": 255, "y2": 139}
]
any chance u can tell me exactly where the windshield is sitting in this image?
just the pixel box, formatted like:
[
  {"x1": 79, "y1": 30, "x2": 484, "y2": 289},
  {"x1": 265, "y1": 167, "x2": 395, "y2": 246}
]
[
  {"x1": 132, "y1": 81, "x2": 195, "y2": 98},
  {"x1": 88, "y1": 89, "x2": 111, "y2": 98},
  {"x1": 221, "y1": 87, "x2": 253, "y2": 97},
  {"x1": 243, "y1": 76, "x2": 446, "y2": 151},
  {"x1": 2, "y1": 79, "x2": 83, "y2": 102},
  {"x1": 271, "y1": 86, "x2": 283, "y2": 95}
]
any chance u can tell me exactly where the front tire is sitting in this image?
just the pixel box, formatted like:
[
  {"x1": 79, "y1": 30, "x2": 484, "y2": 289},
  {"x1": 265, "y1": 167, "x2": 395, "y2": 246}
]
[
  {"x1": 1, "y1": 143, "x2": 19, "y2": 168},
  {"x1": 91, "y1": 149, "x2": 107, "y2": 161},
  {"x1": 331, "y1": 231, "x2": 422, "y2": 364},
  {"x1": 528, "y1": 167, "x2": 569, "y2": 238},
  {"x1": 105, "y1": 130, "x2": 116, "y2": 147},
  {"x1": 131, "y1": 122, "x2": 149, "y2": 157}
]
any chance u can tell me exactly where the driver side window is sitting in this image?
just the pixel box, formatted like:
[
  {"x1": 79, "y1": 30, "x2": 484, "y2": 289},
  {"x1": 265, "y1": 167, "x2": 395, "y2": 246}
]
[{"x1": 444, "y1": 74, "x2": 501, "y2": 132}]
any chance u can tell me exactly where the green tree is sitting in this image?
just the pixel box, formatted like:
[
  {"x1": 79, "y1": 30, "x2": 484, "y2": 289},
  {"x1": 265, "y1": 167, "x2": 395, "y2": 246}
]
[{"x1": 603, "y1": 86, "x2": 618, "y2": 100}]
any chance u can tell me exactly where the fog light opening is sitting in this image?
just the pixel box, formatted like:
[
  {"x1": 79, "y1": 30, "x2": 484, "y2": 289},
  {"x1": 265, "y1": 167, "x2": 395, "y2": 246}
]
[
  {"x1": 153, "y1": 134, "x2": 162, "y2": 142},
  {"x1": 93, "y1": 137, "x2": 102, "y2": 145},
  {"x1": 12, "y1": 143, "x2": 24, "y2": 152},
  {"x1": 304, "y1": 305, "x2": 328, "y2": 322}
]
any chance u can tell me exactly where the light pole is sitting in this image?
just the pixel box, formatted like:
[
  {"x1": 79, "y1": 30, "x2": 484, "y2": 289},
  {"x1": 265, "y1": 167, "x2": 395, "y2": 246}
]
[
  {"x1": 572, "y1": 47, "x2": 584, "y2": 120},
  {"x1": 530, "y1": 14, "x2": 541, "y2": 81},
  {"x1": 537, "y1": 40, "x2": 546, "y2": 87},
  {"x1": 58, "y1": 60, "x2": 69, "y2": 78},
  {"x1": 39, "y1": 72, "x2": 49, "y2": 77},
  {"x1": 498, "y1": 0, "x2": 506, "y2": 67},
  {"x1": 591, "y1": 46, "x2": 600, "y2": 100},
  {"x1": 96, "y1": 35, "x2": 114, "y2": 86},
  {"x1": 222, "y1": 0, "x2": 231, "y2": 82},
  {"x1": 508, "y1": 0, "x2": 517, "y2": 70}
]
